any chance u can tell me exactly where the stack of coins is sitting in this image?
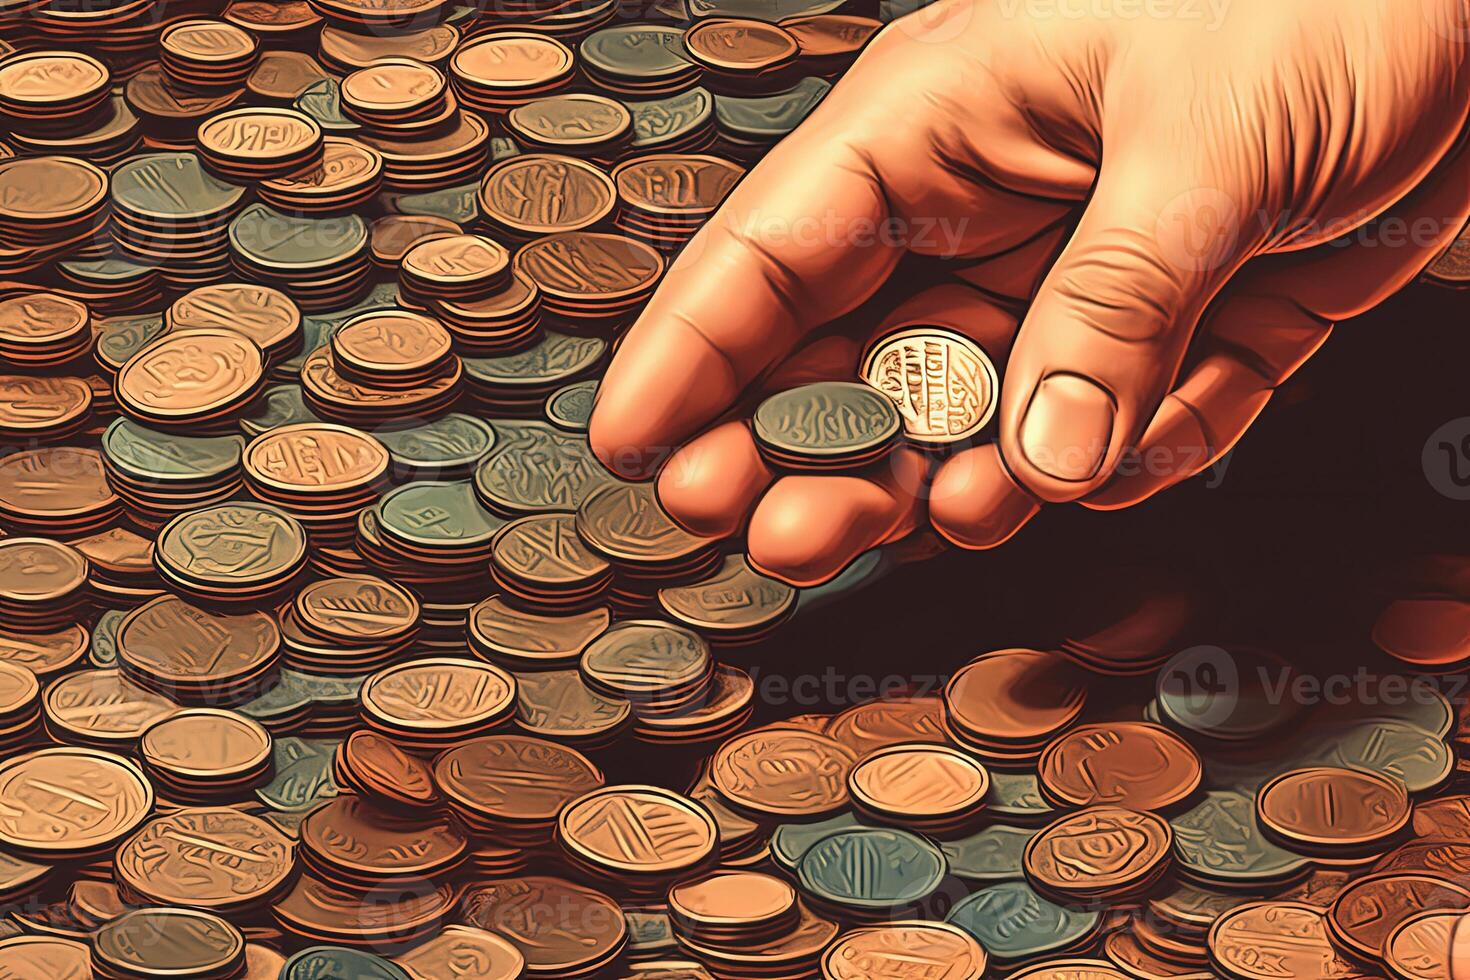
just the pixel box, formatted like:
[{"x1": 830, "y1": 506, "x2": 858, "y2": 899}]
[
  {"x1": 579, "y1": 620, "x2": 715, "y2": 719},
  {"x1": 432, "y1": 271, "x2": 543, "y2": 354},
  {"x1": 370, "y1": 214, "x2": 457, "y2": 269},
  {"x1": 433, "y1": 733, "x2": 604, "y2": 846},
  {"x1": 512, "y1": 666, "x2": 631, "y2": 751},
  {"x1": 117, "y1": 596, "x2": 282, "y2": 705},
  {"x1": 0, "y1": 661, "x2": 41, "y2": 754},
  {"x1": 613, "y1": 154, "x2": 744, "y2": 250},
  {"x1": 797, "y1": 825, "x2": 949, "y2": 923},
  {"x1": 0, "y1": 538, "x2": 90, "y2": 633},
  {"x1": 258, "y1": 137, "x2": 384, "y2": 216},
  {"x1": 243, "y1": 423, "x2": 391, "y2": 546},
  {"x1": 555, "y1": 784, "x2": 719, "y2": 899},
  {"x1": 168, "y1": 282, "x2": 304, "y2": 368},
  {"x1": 0, "y1": 157, "x2": 109, "y2": 271},
  {"x1": 461, "y1": 334, "x2": 607, "y2": 417},
  {"x1": 753, "y1": 381, "x2": 903, "y2": 472},
  {"x1": 197, "y1": 107, "x2": 324, "y2": 183},
  {"x1": 301, "y1": 345, "x2": 463, "y2": 426},
  {"x1": 283, "y1": 575, "x2": 420, "y2": 675},
  {"x1": 152, "y1": 502, "x2": 309, "y2": 606},
  {"x1": 299, "y1": 795, "x2": 467, "y2": 892},
  {"x1": 0, "y1": 51, "x2": 111, "y2": 137},
  {"x1": 580, "y1": 25, "x2": 702, "y2": 97},
  {"x1": 657, "y1": 554, "x2": 797, "y2": 646},
  {"x1": 51, "y1": 257, "x2": 164, "y2": 314},
  {"x1": 73, "y1": 526, "x2": 165, "y2": 605},
  {"x1": 489, "y1": 513, "x2": 613, "y2": 611},
  {"x1": 848, "y1": 743, "x2": 992, "y2": 837},
  {"x1": 341, "y1": 59, "x2": 453, "y2": 135},
  {"x1": 366, "y1": 481, "x2": 501, "y2": 598},
  {"x1": 101, "y1": 419, "x2": 246, "y2": 528},
  {"x1": 138, "y1": 709, "x2": 273, "y2": 802},
  {"x1": 229, "y1": 204, "x2": 372, "y2": 312},
  {"x1": 942, "y1": 649, "x2": 1088, "y2": 767},
  {"x1": 1256, "y1": 766, "x2": 1411, "y2": 859},
  {"x1": 683, "y1": 19, "x2": 801, "y2": 94},
  {"x1": 632, "y1": 662, "x2": 755, "y2": 745},
  {"x1": 1023, "y1": 805, "x2": 1173, "y2": 904},
  {"x1": 399, "y1": 233, "x2": 511, "y2": 308},
  {"x1": 114, "y1": 809, "x2": 295, "y2": 918},
  {"x1": 109, "y1": 153, "x2": 246, "y2": 290},
  {"x1": 5, "y1": 90, "x2": 141, "y2": 169},
  {"x1": 316, "y1": 21, "x2": 458, "y2": 75},
  {"x1": 668, "y1": 870, "x2": 802, "y2": 953},
  {"x1": 115, "y1": 329, "x2": 266, "y2": 433},
  {"x1": 506, "y1": 93, "x2": 632, "y2": 160},
  {"x1": 160, "y1": 20, "x2": 261, "y2": 92},
  {"x1": 332, "y1": 729, "x2": 441, "y2": 813},
  {"x1": 0, "y1": 292, "x2": 93, "y2": 369},
  {"x1": 715, "y1": 76, "x2": 830, "y2": 162},
  {"x1": 576, "y1": 481, "x2": 722, "y2": 612},
  {"x1": 357, "y1": 98, "x2": 492, "y2": 192},
  {"x1": 0, "y1": 375, "x2": 92, "y2": 445},
  {"x1": 449, "y1": 33, "x2": 575, "y2": 116},
  {"x1": 514, "y1": 231, "x2": 665, "y2": 329},
  {"x1": 91, "y1": 908, "x2": 246, "y2": 980},
  {"x1": 467, "y1": 595, "x2": 610, "y2": 669},
  {"x1": 272, "y1": 874, "x2": 456, "y2": 950},
  {"x1": 0, "y1": 446, "x2": 121, "y2": 537},
  {"x1": 358, "y1": 657, "x2": 516, "y2": 753},
  {"x1": 124, "y1": 66, "x2": 243, "y2": 151}
]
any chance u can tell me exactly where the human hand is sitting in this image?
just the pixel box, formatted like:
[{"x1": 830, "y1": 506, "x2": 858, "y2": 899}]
[{"x1": 591, "y1": 0, "x2": 1470, "y2": 586}]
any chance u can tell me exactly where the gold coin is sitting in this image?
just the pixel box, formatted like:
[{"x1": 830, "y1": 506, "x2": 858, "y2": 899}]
[
  {"x1": 140, "y1": 708, "x2": 272, "y2": 779},
  {"x1": 244, "y1": 422, "x2": 389, "y2": 495},
  {"x1": 116, "y1": 328, "x2": 264, "y2": 422},
  {"x1": 0, "y1": 936, "x2": 91, "y2": 978},
  {"x1": 0, "y1": 747, "x2": 153, "y2": 855},
  {"x1": 861, "y1": 327, "x2": 1000, "y2": 445},
  {"x1": 559, "y1": 784, "x2": 718, "y2": 875},
  {"x1": 115, "y1": 807, "x2": 294, "y2": 910}
]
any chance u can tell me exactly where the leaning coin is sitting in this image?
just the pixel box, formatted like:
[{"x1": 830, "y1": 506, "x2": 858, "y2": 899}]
[{"x1": 861, "y1": 326, "x2": 1000, "y2": 445}]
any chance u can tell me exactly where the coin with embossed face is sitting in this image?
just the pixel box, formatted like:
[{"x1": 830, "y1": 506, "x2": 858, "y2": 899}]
[
  {"x1": 579, "y1": 619, "x2": 713, "y2": 710},
  {"x1": 155, "y1": 502, "x2": 307, "y2": 602},
  {"x1": 1023, "y1": 805, "x2": 1172, "y2": 902},
  {"x1": 479, "y1": 155, "x2": 616, "y2": 239},
  {"x1": 0, "y1": 375, "x2": 91, "y2": 440},
  {"x1": 1256, "y1": 766, "x2": 1410, "y2": 854},
  {"x1": 301, "y1": 793, "x2": 467, "y2": 887},
  {"x1": 822, "y1": 921, "x2": 988, "y2": 980},
  {"x1": 1208, "y1": 902, "x2": 1364, "y2": 980},
  {"x1": 754, "y1": 381, "x2": 902, "y2": 470},
  {"x1": 473, "y1": 418, "x2": 614, "y2": 515},
  {"x1": 330, "y1": 310, "x2": 455, "y2": 387},
  {"x1": 394, "y1": 925, "x2": 525, "y2": 980},
  {"x1": 43, "y1": 668, "x2": 179, "y2": 746},
  {"x1": 946, "y1": 881, "x2": 1101, "y2": 965},
  {"x1": 0, "y1": 747, "x2": 153, "y2": 857},
  {"x1": 117, "y1": 329, "x2": 266, "y2": 427},
  {"x1": 712, "y1": 728, "x2": 858, "y2": 817},
  {"x1": 507, "y1": 93, "x2": 632, "y2": 155},
  {"x1": 798, "y1": 826, "x2": 947, "y2": 916},
  {"x1": 491, "y1": 512, "x2": 611, "y2": 607},
  {"x1": 361, "y1": 658, "x2": 517, "y2": 744},
  {"x1": 861, "y1": 327, "x2": 1000, "y2": 446},
  {"x1": 295, "y1": 574, "x2": 419, "y2": 643},
  {"x1": 435, "y1": 733, "x2": 604, "y2": 839},
  {"x1": 657, "y1": 554, "x2": 796, "y2": 643},
  {"x1": 577, "y1": 481, "x2": 719, "y2": 569},
  {"x1": 140, "y1": 707, "x2": 272, "y2": 782},
  {"x1": 244, "y1": 422, "x2": 390, "y2": 506},
  {"x1": 685, "y1": 19, "x2": 799, "y2": 74},
  {"x1": 1039, "y1": 721, "x2": 1202, "y2": 812},
  {"x1": 514, "y1": 668, "x2": 632, "y2": 745},
  {"x1": 118, "y1": 596, "x2": 281, "y2": 702},
  {"x1": 116, "y1": 807, "x2": 293, "y2": 911},
  {"x1": 559, "y1": 784, "x2": 717, "y2": 887},
  {"x1": 460, "y1": 876, "x2": 628, "y2": 976},
  {"x1": 514, "y1": 231, "x2": 664, "y2": 321},
  {"x1": 1328, "y1": 872, "x2": 1470, "y2": 962}
]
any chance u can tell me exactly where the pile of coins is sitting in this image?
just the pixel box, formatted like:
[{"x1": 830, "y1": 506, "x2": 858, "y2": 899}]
[{"x1": 0, "y1": 0, "x2": 1467, "y2": 976}]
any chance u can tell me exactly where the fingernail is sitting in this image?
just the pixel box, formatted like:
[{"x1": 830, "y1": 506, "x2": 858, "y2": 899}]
[{"x1": 1019, "y1": 373, "x2": 1115, "y2": 482}]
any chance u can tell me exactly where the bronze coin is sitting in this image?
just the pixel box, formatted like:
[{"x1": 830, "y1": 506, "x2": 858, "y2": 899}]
[
  {"x1": 0, "y1": 537, "x2": 87, "y2": 605},
  {"x1": 712, "y1": 728, "x2": 858, "y2": 817},
  {"x1": 115, "y1": 807, "x2": 294, "y2": 911},
  {"x1": 821, "y1": 921, "x2": 988, "y2": 980},
  {"x1": 140, "y1": 708, "x2": 272, "y2": 781},
  {"x1": 274, "y1": 873, "x2": 453, "y2": 944},
  {"x1": 116, "y1": 328, "x2": 265, "y2": 425},
  {"x1": 1208, "y1": 902, "x2": 1365, "y2": 980},
  {"x1": 1413, "y1": 795, "x2": 1470, "y2": 837},
  {"x1": 244, "y1": 422, "x2": 390, "y2": 496},
  {"x1": 826, "y1": 695, "x2": 946, "y2": 759},
  {"x1": 393, "y1": 924, "x2": 526, "y2": 980},
  {"x1": 370, "y1": 214, "x2": 460, "y2": 265},
  {"x1": 0, "y1": 936, "x2": 91, "y2": 977},
  {"x1": 434, "y1": 733, "x2": 604, "y2": 824},
  {"x1": 469, "y1": 595, "x2": 610, "y2": 667},
  {"x1": 294, "y1": 574, "x2": 419, "y2": 643},
  {"x1": 301, "y1": 794, "x2": 466, "y2": 882},
  {"x1": 575, "y1": 481, "x2": 716, "y2": 565},
  {"x1": 0, "y1": 747, "x2": 153, "y2": 857},
  {"x1": 684, "y1": 19, "x2": 799, "y2": 73},
  {"x1": 514, "y1": 668, "x2": 632, "y2": 743},
  {"x1": 1387, "y1": 910, "x2": 1457, "y2": 980},
  {"x1": 507, "y1": 93, "x2": 631, "y2": 152},
  {"x1": 197, "y1": 106, "x2": 321, "y2": 165},
  {"x1": 478, "y1": 154, "x2": 617, "y2": 237},
  {"x1": 490, "y1": 512, "x2": 610, "y2": 595},
  {"x1": 781, "y1": 14, "x2": 881, "y2": 59},
  {"x1": 341, "y1": 58, "x2": 445, "y2": 116},
  {"x1": 656, "y1": 554, "x2": 796, "y2": 640},
  {"x1": 1329, "y1": 872, "x2": 1470, "y2": 961},
  {"x1": 94, "y1": 909, "x2": 244, "y2": 979},
  {"x1": 0, "y1": 446, "x2": 117, "y2": 529},
  {"x1": 945, "y1": 648, "x2": 1087, "y2": 747},
  {"x1": 117, "y1": 595, "x2": 280, "y2": 696},
  {"x1": 848, "y1": 743, "x2": 990, "y2": 823},
  {"x1": 559, "y1": 784, "x2": 718, "y2": 876},
  {"x1": 1257, "y1": 767, "x2": 1411, "y2": 853},
  {"x1": 401, "y1": 234, "x2": 510, "y2": 291},
  {"x1": 669, "y1": 869, "x2": 795, "y2": 932},
  {"x1": 168, "y1": 282, "x2": 301, "y2": 357},
  {"x1": 1038, "y1": 721, "x2": 1202, "y2": 811},
  {"x1": 336, "y1": 730, "x2": 441, "y2": 809},
  {"x1": 613, "y1": 154, "x2": 742, "y2": 219},
  {"x1": 43, "y1": 668, "x2": 179, "y2": 745},
  {"x1": 862, "y1": 327, "x2": 1001, "y2": 445},
  {"x1": 516, "y1": 231, "x2": 665, "y2": 307},
  {"x1": 1023, "y1": 806, "x2": 1172, "y2": 900},
  {"x1": 0, "y1": 375, "x2": 91, "y2": 438},
  {"x1": 360, "y1": 658, "x2": 516, "y2": 738},
  {"x1": 0, "y1": 623, "x2": 88, "y2": 677},
  {"x1": 459, "y1": 876, "x2": 627, "y2": 976}
]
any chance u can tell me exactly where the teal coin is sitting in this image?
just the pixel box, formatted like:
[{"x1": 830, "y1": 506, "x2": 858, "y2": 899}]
[
  {"x1": 770, "y1": 811, "x2": 864, "y2": 874},
  {"x1": 941, "y1": 825, "x2": 1038, "y2": 883},
  {"x1": 581, "y1": 25, "x2": 694, "y2": 82},
  {"x1": 57, "y1": 256, "x2": 157, "y2": 286},
  {"x1": 462, "y1": 331, "x2": 607, "y2": 390},
  {"x1": 715, "y1": 77, "x2": 830, "y2": 139},
  {"x1": 1316, "y1": 678, "x2": 1454, "y2": 739},
  {"x1": 378, "y1": 480, "x2": 505, "y2": 550},
  {"x1": 545, "y1": 380, "x2": 598, "y2": 432},
  {"x1": 1157, "y1": 646, "x2": 1302, "y2": 741},
  {"x1": 984, "y1": 771, "x2": 1056, "y2": 823},
  {"x1": 294, "y1": 79, "x2": 360, "y2": 134},
  {"x1": 92, "y1": 313, "x2": 166, "y2": 374},
  {"x1": 240, "y1": 385, "x2": 323, "y2": 437},
  {"x1": 111, "y1": 152, "x2": 245, "y2": 221},
  {"x1": 102, "y1": 417, "x2": 245, "y2": 484},
  {"x1": 473, "y1": 421, "x2": 616, "y2": 516},
  {"x1": 753, "y1": 380, "x2": 901, "y2": 462},
  {"x1": 946, "y1": 881, "x2": 1101, "y2": 963},
  {"x1": 1170, "y1": 790, "x2": 1310, "y2": 885},
  {"x1": 256, "y1": 736, "x2": 342, "y2": 812},
  {"x1": 628, "y1": 88, "x2": 714, "y2": 150},
  {"x1": 1306, "y1": 719, "x2": 1453, "y2": 794},
  {"x1": 387, "y1": 182, "x2": 481, "y2": 224},
  {"x1": 283, "y1": 946, "x2": 410, "y2": 980},
  {"x1": 375, "y1": 413, "x2": 496, "y2": 478},
  {"x1": 229, "y1": 203, "x2": 368, "y2": 271},
  {"x1": 90, "y1": 609, "x2": 125, "y2": 667},
  {"x1": 797, "y1": 827, "x2": 946, "y2": 913}
]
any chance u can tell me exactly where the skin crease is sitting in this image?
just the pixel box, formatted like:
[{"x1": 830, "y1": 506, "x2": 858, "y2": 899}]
[{"x1": 590, "y1": 0, "x2": 1470, "y2": 587}]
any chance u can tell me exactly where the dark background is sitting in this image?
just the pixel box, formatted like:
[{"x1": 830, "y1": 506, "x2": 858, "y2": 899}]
[{"x1": 742, "y1": 278, "x2": 1468, "y2": 714}]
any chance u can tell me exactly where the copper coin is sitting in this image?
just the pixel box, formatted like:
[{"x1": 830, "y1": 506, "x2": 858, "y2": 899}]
[
  {"x1": 669, "y1": 870, "x2": 795, "y2": 932},
  {"x1": 0, "y1": 936, "x2": 91, "y2": 977},
  {"x1": 516, "y1": 231, "x2": 664, "y2": 307},
  {"x1": 434, "y1": 733, "x2": 604, "y2": 823},
  {"x1": 140, "y1": 708, "x2": 272, "y2": 780},
  {"x1": 43, "y1": 668, "x2": 178, "y2": 745},
  {"x1": 1387, "y1": 910, "x2": 1458, "y2": 980},
  {"x1": 401, "y1": 233, "x2": 510, "y2": 290},
  {"x1": 331, "y1": 310, "x2": 453, "y2": 378},
  {"x1": 197, "y1": 106, "x2": 321, "y2": 165},
  {"x1": 1413, "y1": 796, "x2": 1470, "y2": 837},
  {"x1": 507, "y1": 93, "x2": 631, "y2": 152},
  {"x1": 115, "y1": 807, "x2": 294, "y2": 910},
  {"x1": 944, "y1": 649, "x2": 1087, "y2": 745},
  {"x1": 685, "y1": 19, "x2": 799, "y2": 73},
  {"x1": 393, "y1": 924, "x2": 526, "y2": 980},
  {"x1": 450, "y1": 31, "x2": 574, "y2": 94},
  {"x1": 1038, "y1": 721, "x2": 1202, "y2": 811},
  {"x1": 712, "y1": 728, "x2": 858, "y2": 817},
  {"x1": 781, "y1": 14, "x2": 881, "y2": 59},
  {"x1": 1023, "y1": 806, "x2": 1172, "y2": 900},
  {"x1": 0, "y1": 537, "x2": 87, "y2": 605},
  {"x1": 514, "y1": 668, "x2": 632, "y2": 743},
  {"x1": 95, "y1": 909, "x2": 244, "y2": 978},
  {"x1": 360, "y1": 658, "x2": 516, "y2": 737},
  {"x1": 490, "y1": 512, "x2": 610, "y2": 595},
  {"x1": 0, "y1": 747, "x2": 153, "y2": 857},
  {"x1": 168, "y1": 282, "x2": 301, "y2": 357},
  {"x1": 575, "y1": 481, "x2": 716, "y2": 565},
  {"x1": 1256, "y1": 767, "x2": 1411, "y2": 852},
  {"x1": 459, "y1": 876, "x2": 628, "y2": 976},
  {"x1": 341, "y1": 58, "x2": 445, "y2": 116},
  {"x1": 370, "y1": 214, "x2": 460, "y2": 265},
  {"x1": 0, "y1": 292, "x2": 89, "y2": 348},
  {"x1": 848, "y1": 743, "x2": 990, "y2": 821},
  {"x1": 117, "y1": 596, "x2": 280, "y2": 694},
  {"x1": 559, "y1": 784, "x2": 717, "y2": 876},
  {"x1": 821, "y1": 921, "x2": 988, "y2": 980},
  {"x1": 320, "y1": 23, "x2": 459, "y2": 70},
  {"x1": 826, "y1": 695, "x2": 946, "y2": 759},
  {"x1": 0, "y1": 623, "x2": 88, "y2": 677},
  {"x1": 336, "y1": 730, "x2": 441, "y2": 809},
  {"x1": 1208, "y1": 902, "x2": 1366, "y2": 980},
  {"x1": 1329, "y1": 872, "x2": 1470, "y2": 961},
  {"x1": 1005, "y1": 962, "x2": 1130, "y2": 980},
  {"x1": 0, "y1": 157, "x2": 106, "y2": 224},
  {"x1": 478, "y1": 154, "x2": 617, "y2": 237},
  {"x1": 116, "y1": 328, "x2": 265, "y2": 425},
  {"x1": 294, "y1": 575, "x2": 419, "y2": 643},
  {"x1": 274, "y1": 874, "x2": 453, "y2": 944},
  {"x1": 244, "y1": 422, "x2": 390, "y2": 495},
  {"x1": 0, "y1": 375, "x2": 91, "y2": 437},
  {"x1": 301, "y1": 794, "x2": 466, "y2": 882},
  {"x1": 469, "y1": 595, "x2": 610, "y2": 667},
  {"x1": 0, "y1": 446, "x2": 116, "y2": 528},
  {"x1": 613, "y1": 154, "x2": 742, "y2": 219}
]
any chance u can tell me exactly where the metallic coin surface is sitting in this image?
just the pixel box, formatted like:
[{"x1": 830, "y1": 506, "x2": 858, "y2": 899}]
[
  {"x1": 559, "y1": 785, "x2": 717, "y2": 874},
  {"x1": 821, "y1": 921, "x2": 988, "y2": 980},
  {"x1": 1039, "y1": 722, "x2": 1202, "y2": 811},
  {"x1": 754, "y1": 381, "x2": 902, "y2": 461},
  {"x1": 94, "y1": 908, "x2": 244, "y2": 978},
  {"x1": 116, "y1": 807, "x2": 294, "y2": 909},
  {"x1": 1207, "y1": 902, "x2": 1364, "y2": 979},
  {"x1": 0, "y1": 936, "x2": 91, "y2": 978},
  {"x1": 435, "y1": 734, "x2": 604, "y2": 822},
  {"x1": 946, "y1": 881, "x2": 1100, "y2": 963},
  {"x1": 361, "y1": 659, "x2": 516, "y2": 734},
  {"x1": 1328, "y1": 872, "x2": 1470, "y2": 961},
  {"x1": 479, "y1": 155, "x2": 616, "y2": 236},
  {"x1": 117, "y1": 329, "x2": 264, "y2": 423},
  {"x1": 797, "y1": 826, "x2": 947, "y2": 911},
  {"x1": 712, "y1": 728, "x2": 858, "y2": 816},
  {"x1": 0, "y1": 747, "x2": 153, "y2": 855},
  {"x1": 1385, "y1": 909, "x2": 1456, "y2": 980},
  {"x1": 459, "y1": 876, "x2": 627, "y2": 974},
  {"x1": 393, "y1": 924, "x2": 525, "y2": 980},
  {"x1": 861, "y1": 327, "x2": 1000, "y2": 444},
  {"x1": 848, "y1": 743, "x2": 990, "y2": 818},
  {"x1": 1256, "y1": 766, "x2": 1411, "y2": 852},
  {"x1": 1023, "y1": 806, "x2": 1172, "y2": 898}
]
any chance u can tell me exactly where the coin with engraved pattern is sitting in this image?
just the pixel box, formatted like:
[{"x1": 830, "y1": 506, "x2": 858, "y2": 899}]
[
  {"x1": 115, "y1": 807, "x2": 293, "y2": 912},
  {"x1": 95, "y1": 908, "x2": 245, "y2": 979},
  {"x1": 393, "y1": 924, "x2": 525, "y2": 980},
  {"x1": 154, "y1": 502, "x2": 308, "y2": 602},
  {"x1": 117, "y1": 328, "x2": 266, "y2": 428},
  {"x1": 479, "y1": 154, "x2": 617, "y2": 239},
  {"x1": 514, "y1": 231, "x2": 664, "y2": 321},
  {"x1": 0, "y1": 747, "x2": 153, "y2": 858},
  {"x1": 459, "y1": 876, "x2": 628, "y2": 977},
  {"x1": 821, "y1": 920, "x2": 988, "y2": 980},
  {"x1": 197, "y1": 106, "x2": 324, "y2": 181},
  {"x1": 754, "y1": 381, "x2": 903, "y2": 470},
  {"x1": 712, "y1": 727, "x2": 857, "y2": 817},
  {"x1": 361, "y1": 658, "x2": 517, "y2": 746},
  {"x1": 861, "y1": 327, "x2": 1000, "y2": 446},
  {"x1": 1023, "y1": 805, "x2": 1173, "y2": 902},
  {"x1": 435, "y1": 733, "x2": 604, "y2": 842},
  {"x1": 1207, "y1": 902, "x2": 1365, "y2": 980},
  {"x1": 1256, "y1": 766, "x2": 1411, "y2": 856},
  {"x1": 559, "y1": 784, "x2": 718, "y2": 888},
  {"x1": 849, "y1": 742, "x2": 990, "y2": 833}
]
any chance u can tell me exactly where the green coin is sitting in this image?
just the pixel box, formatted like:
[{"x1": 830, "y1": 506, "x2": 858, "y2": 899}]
[
  {"x1": 797, "y1": 827, "x2": 947, "y2": 913},
  {"x1": 545, "y1": 380, "x2": 598, "y2": 432},
  {"x1": 378, "y1": 480, "x2": 504, "y2": 549},
  {"x1": 1316, "y1": 679, "x2": 1454, "y2": 739},
  {"x1": 715, "y1": 77, "x2": 830, "y2": 139},
  {"x1": 387, "y1": 182, "x2": 480, "y2": 224},
  {"x1": 229, "y1": 203, "x2": 368, "y2": 271},
  {"x1": 240, "y1": 385, "x2": 323, "y2": 437},
  {"x1": 514, "y1": 669, "x2": 631, "y2": 742},
  {"x1": 984, "y1": 771, "x2": 1056, "y2": 823},
  {"x1": 1306, "y1": 719, "x2": 1453, "y2": 793},
  {"x1": 283, "y1": 946, "x2": 410, "y2": 980},
  {"x1": 90, "y1": 609, "x2": 125, "y2": 667},
  {"x1": 462, "y1": 331, "x2": 607, "y2": 390},
  {"x1": 1170, "y1": 790, "x2": 1310, "y2": 885},
  {"x1": 256, "y1": 736, "x2": 342, "y2": 812},
  {"x1": 628, "y1": 88, "x2": 714, "y2": 150},
  {"x1": 580, "y1": 620, "x2": 711, "y2": 699},
  {"x1": 376, "y1": 414, "x2": 496, "y2": 478},
  {"x1": 625, "y1": 909, "x2": 676, "y2": 954},
  {"x1": 1156, "y1": 646, "x2": 1302, "y2": 742},
  {"x1": 156, "y1": 502, "x2": 306, "y2": 588},
  {"x1": 753, "y1": 381, "x2": 901, "y2": 461},
  {"x1": 111, "y1": 152, "x2": 246, "y2": 220},
  {"x1": 238, "y1": 674, "x2": 310, "y2": 727},
  {"x1": 93, "y1": 313, "x2": 166, "y2": 374},
  {"x1": 690, "y1": 0, "x2": 845, "y2": 16},
  {"x1": 473, "y1": 420, "x2": 616, "y2": 516},
  {"x1": 57, "y1": 256, "x2": 156, "y2": 285},
  {"x1": 102, "y1": 418, "x2": 245, "y2": 484},
  {"x1": 770, "y1": 811, "x2": 865, "y2": 874},
  {"x1": 581, "y1": 26, "x2": 693, "y2": 82},
  {"x1": 294, "y1": 79, "x2": 360, "y2": 134},
  {"x1": 946, "y1": 881, "x2": 1100, "y2": 963},
  {"x1": 941, "y1": 825, "x2": 1039, "y2": 883}
]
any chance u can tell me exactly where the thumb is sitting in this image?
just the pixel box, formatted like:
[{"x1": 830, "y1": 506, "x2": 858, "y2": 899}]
[{"x1": 1001, "y1": 158, "x2": 1258, "y2": 502}]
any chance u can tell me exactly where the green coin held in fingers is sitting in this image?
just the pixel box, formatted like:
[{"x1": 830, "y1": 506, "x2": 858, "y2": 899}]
[
  {"x1": 102, "y1": 418, "x2": 245, "y2": 484},
  {"x1": 378, "y1": 480, "x2": 504, "y2": 549},
  {"x1": 1170, "y1": 790, "x2": 1310, "y2": 886},
  {"x1": 283, "y1": 946, "x2": 411, "y2": 980},
  {"x1": 942, "y1": 825, "x2": 1040, "y2": 883},
  {"x1": 474, "y1": 421, "x2": 616, "y2": 516},
  {"x1": 111, "y1": 152, "x2": 246, "y2": 222},
  {"x1": 375, "y1": 413, "x2": 496, "y2": 478},
  {"x1": 546, "y1": 381, "x2": 598, "y2": 432},
  {"x1": 945, "y1": 881, "x2": 1101, "y2": 963},
  {"x1": 797, "y1": 827, "x2": 947, "y2": 914},
  {"x1": 753, "y1": 380, "x2": 902, "y2": 467},
  {"x1": 715, "y1": 76, "x2": 830, "y2": 139},
  {"x1": 770, "y1": 811, "x2": 865, "y2": 874}
]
